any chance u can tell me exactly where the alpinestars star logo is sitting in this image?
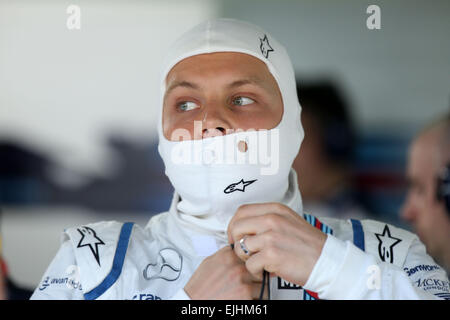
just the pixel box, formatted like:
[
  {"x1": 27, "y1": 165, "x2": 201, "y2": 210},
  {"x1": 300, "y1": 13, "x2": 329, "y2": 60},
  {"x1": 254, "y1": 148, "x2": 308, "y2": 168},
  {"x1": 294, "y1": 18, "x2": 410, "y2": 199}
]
[
  {"x1": 224, "y1": 179, "x2": 257, "y2": 194},
  {"x1": 259, "y1": 34, "x2": 274, "y2": 58},
  {"x1": 76, "y1": 226, "x2": 105, "y2": 266},
  {"x1": 375, "y1": 225, "x2": 402, "y2": 264}
]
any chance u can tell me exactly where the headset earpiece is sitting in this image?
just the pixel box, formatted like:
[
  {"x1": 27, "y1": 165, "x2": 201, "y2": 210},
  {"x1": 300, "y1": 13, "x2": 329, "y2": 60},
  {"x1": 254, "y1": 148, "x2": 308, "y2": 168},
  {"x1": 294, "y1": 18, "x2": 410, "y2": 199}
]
[{"x1": 436, "y1": 163, "x2": 450, "y2": 215}]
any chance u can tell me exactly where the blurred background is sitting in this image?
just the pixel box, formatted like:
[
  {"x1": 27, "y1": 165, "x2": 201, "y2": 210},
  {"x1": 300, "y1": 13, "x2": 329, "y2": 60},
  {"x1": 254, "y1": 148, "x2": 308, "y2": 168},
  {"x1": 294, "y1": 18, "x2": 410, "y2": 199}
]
[{"x1": 1, "y1": 0, "x2": 449, "y2": 294}]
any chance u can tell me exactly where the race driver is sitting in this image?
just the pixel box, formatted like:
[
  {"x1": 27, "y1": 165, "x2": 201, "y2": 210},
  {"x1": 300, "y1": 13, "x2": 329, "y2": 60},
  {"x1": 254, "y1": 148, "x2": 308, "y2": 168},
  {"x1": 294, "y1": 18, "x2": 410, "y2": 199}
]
[{"x1": 31, "y1": 18, "x2": 449, "y2": 300}]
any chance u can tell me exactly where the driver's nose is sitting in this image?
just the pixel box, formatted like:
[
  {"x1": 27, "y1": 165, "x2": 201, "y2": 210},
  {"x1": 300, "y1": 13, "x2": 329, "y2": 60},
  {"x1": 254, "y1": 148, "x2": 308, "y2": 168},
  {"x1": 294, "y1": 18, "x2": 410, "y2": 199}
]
[{"x1": 203, "y1": 127, "x2": 226, "y2": 139}]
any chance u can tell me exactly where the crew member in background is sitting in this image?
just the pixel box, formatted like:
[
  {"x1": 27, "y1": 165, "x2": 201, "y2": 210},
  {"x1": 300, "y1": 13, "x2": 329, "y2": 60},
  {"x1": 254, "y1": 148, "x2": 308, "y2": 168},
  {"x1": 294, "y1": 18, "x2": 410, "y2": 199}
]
[
  {"x1": 292, "y1": 81, "x2": 370, "y2": 220},
  {"x1": 402, "y1": 113, "x2": 450, "y2": 276}
]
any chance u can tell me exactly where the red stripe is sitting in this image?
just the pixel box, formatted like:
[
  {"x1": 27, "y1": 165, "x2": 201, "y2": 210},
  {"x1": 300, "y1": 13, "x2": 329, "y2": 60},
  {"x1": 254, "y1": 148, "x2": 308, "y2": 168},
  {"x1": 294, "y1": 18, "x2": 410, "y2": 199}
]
[
  {"x1": 315, "y1": 218, "x2": 322, "y2": 230},
  {"x1": 307, "y1": 218, "x2": 322, "y2": 300},
  {"x1": 306, "y1": 290, "x2": 319, "y2": 300}
]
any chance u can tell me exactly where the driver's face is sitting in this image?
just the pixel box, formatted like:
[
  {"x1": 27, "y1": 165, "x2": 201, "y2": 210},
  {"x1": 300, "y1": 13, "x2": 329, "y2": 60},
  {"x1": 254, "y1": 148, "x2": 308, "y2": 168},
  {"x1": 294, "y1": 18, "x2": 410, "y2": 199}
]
[
  {"x1": 401, "y1": 135, "x2": 449, "y2": 254},
  {"x1": 162, "y1": 52, "x2": 283, "y2": 141}
]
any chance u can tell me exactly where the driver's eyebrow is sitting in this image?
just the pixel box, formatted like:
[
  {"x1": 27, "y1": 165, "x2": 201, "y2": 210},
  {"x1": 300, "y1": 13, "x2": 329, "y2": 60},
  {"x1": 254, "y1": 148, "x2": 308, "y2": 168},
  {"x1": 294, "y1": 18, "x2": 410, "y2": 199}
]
[
  {"x1": 227, "y1": 76, "x2": 266, "y2": 90},
  {"x1": 165, "y1": 80, "x2": 200, "y2": 97},
  {"x1": 165, "y1": 76, "x2": 268, "y2": 97}
]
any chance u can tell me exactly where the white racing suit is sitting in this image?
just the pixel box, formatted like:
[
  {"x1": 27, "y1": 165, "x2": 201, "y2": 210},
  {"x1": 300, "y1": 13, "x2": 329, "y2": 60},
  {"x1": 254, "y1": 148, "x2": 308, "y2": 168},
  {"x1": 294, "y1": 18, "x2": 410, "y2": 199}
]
[
  {"x1": 31, "y1": 190, "x2": 449, "y2": 300},
  {"x1": 31, "y1": 18, "x2": 449, "y2": 300}
]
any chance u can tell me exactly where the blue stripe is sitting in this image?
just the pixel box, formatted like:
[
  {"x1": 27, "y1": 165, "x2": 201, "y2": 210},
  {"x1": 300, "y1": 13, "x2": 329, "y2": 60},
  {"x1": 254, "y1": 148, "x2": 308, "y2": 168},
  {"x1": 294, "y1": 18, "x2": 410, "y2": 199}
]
[
  {"x1": 303, "y1": 291, "x2": 309, "y2": 300},
  {"x1": 303, "y1": 291, "x2": 316, "y2": 300},
  {"x1": 350, "y1": 219, "x2": 365, "y2": 251},
  {"x1": 84, "y1": 222, "x2": 134, "y2": 300},
  {"x1": 304, "y1": 214, "x2": 333, "y2": 235},
  {"x1": 435, "y1": 293, "x2": 450, "y2": 300}
]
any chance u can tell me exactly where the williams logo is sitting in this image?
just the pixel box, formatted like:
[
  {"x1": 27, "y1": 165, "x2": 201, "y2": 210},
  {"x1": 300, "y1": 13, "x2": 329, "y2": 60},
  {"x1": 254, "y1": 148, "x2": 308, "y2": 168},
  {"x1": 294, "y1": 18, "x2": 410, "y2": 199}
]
[
  {"x1": 375, "y1": 225, "x2": 402, "y2": 264},
  {"x1": 143, "y1": 248, "x2": 183, "y2": 282},
  {"x1": 224, "y1": 179, "x2": 257, "y2": 194}
]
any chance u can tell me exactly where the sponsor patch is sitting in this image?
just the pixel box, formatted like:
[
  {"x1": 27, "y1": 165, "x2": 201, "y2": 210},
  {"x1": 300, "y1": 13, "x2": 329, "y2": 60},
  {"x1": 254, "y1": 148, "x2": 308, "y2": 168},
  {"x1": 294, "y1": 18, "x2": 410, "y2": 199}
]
[{"x1": 404, "y1": 264, "x2": 440, "y2": 277}]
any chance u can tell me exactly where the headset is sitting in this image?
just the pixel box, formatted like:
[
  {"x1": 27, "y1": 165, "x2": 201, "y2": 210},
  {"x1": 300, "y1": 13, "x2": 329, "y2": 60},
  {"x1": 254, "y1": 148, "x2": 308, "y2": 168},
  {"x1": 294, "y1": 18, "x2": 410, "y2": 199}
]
[{"x1": 436, "y1": 163, "x2": 450, "y2": 215}]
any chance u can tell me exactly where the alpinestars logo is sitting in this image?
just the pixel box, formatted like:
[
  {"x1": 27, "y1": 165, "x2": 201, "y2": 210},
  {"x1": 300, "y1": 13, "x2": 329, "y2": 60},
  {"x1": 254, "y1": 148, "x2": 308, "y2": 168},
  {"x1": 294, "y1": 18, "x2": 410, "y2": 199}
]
[
  {"x1": 259, "y1": 34, "x2": 274, "y2": 58},
  {"x1": 224, "y1": 179, "x2": 257, "y2": 194},
  {"x1": 375, "y1": 225, "x2": 402, "y2": 264},
  {"x1": 76, "y1": 226, "x2": 105, "y2": 266}
]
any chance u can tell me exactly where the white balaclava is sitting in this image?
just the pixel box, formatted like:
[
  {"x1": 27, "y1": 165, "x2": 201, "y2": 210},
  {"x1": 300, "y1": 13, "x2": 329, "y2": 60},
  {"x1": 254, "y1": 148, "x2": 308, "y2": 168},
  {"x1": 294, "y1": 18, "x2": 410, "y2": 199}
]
[{"x1": 157, "y1": 18, "x2": 304, "y2": 239}]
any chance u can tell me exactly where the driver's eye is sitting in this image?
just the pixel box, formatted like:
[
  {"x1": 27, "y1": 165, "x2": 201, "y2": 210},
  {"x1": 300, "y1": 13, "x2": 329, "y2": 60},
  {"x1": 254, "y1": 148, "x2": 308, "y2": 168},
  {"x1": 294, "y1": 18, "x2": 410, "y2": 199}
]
[
  {"x1": 177, "y1": 101, "x2": 199, "y2": 112},
  {"x1": 232, "y1": 96, "x2": 255, "y2": 106}
]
